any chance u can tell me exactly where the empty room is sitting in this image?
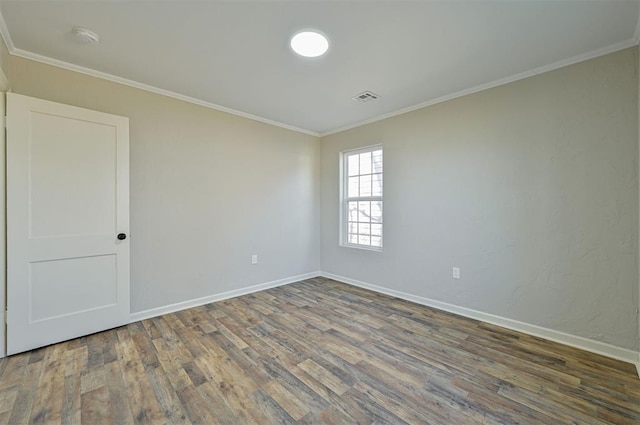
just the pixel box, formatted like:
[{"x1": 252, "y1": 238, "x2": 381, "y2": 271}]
[{"x1": 0, "y1": 0, "x2": 638, "y2": 424}]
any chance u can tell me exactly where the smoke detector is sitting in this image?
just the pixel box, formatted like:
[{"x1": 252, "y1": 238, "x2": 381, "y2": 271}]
[
  {"x1": 352, "y1": 91, "x2": 380, "y2": 103},
  {"x1": 72, "y1": 27, "x2": 100, "y2": 44}
]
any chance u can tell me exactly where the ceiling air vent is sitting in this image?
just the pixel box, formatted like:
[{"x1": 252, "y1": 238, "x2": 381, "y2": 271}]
[{"x1": 352, "y1": 91, "x2": 380, "y2": 103}]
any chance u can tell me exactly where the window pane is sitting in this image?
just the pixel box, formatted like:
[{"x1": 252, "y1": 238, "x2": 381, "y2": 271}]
[
  {"x1": 348, "y1": 177, "x2": 359, "y2": 197},
  {"x1": 371, "y1": 201, "x2": 382, "y2": 223},
  {"x1": 359, "y1": 152, "x2": 372, "y2": 175},
  {"x1": 372, "y1": 150, "x2": 383, "y2": 172},
  {"x1": 348, "y1": 201, "x2": 359, "y2": 221},
  {"x1": 359, "y1": 175, "x2": 372, "y2": 197},
  {"x1": 342, "y1": 147, "x2": 382, "y2": 250},
  {"x1": 358, "y1": 201, "x2": 371, "y2": 222},
  {"x1": 348, "y1": 154, "x2": 359, "y2": 176},
  {"x1": 372, "y1": 173, "x2": 382, "y2": 196}
]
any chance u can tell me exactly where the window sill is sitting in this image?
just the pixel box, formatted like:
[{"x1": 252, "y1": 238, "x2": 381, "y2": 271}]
[{"x1": 339, "y1": 243, "x2": 383, "y2": 252}]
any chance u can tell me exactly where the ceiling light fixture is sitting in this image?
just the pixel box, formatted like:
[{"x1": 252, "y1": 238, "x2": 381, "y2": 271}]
[
  {"x1": 72, "y1": 27, "x2": 100, "y2": 44},
  {"x1": 290, "y1": 31, "x2": 329, "y2": 58}
]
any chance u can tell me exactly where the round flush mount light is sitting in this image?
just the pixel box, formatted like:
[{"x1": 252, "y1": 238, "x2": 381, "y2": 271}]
[
  {"x1": 290, "y1": 31, "x2": 329, "y2": 58},
  {"x1": 72, "y1": 27, "x2": 100, "y2": 44}
]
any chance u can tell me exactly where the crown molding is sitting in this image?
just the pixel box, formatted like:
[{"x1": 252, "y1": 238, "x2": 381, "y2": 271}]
[
  {"x1": 320, "y1": 37, "x2": 639, "y2": 137},
  {"x1": 10, "y1": 49, "x2": 320, "y2": 137},
  {"x1": 0, "y1": 8, "x2": 14, "y2": 52},
  {"x1": 0, "y1": 3, "x2": 638, "y2": 139},
  {"x1": 0, "y1": 6, "x2": 319, "y2": 137}
]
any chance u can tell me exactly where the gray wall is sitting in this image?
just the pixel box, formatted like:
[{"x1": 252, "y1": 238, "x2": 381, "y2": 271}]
[
  {"x1": 9, "y1": 56, "x2": 321, "y2": 314},
  {"x1": 321, "y1": 47, "x2": 639, "y2": 351},
  {"x1": 6, "y1": 44, "x2": 640, "y2": 353}
]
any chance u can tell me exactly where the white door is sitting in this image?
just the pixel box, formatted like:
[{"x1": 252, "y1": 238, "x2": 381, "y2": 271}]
[{"x1": 6, "y1": 93, "x2": 130, "y2": 355}]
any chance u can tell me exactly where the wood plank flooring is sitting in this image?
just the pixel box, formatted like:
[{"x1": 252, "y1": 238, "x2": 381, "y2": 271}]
[{"x1": 0, "y1": 277, "x2": 639, "y2": 424}]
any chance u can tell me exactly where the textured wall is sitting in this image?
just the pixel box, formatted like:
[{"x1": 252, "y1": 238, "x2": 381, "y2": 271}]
[
  {"x1": 9, "y1": 56, "x2": 322, "y2": 313},
  {"x1": 7, "y1": 44, "x2": 639, "y2": 352},
  {"x1": 321, "y1": 47, "x2": 639, "y2": 351}
]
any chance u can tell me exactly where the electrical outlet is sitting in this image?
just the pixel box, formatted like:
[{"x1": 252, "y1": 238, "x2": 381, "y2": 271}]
[
  {"x1": 251, "y1": 254, "x2": 258, "y2": 265},
  {"x1": 452, "y1": 267, "x2": 460, "y2": 279}
]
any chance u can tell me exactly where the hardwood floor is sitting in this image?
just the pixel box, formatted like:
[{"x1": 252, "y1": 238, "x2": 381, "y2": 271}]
[{"x1": 0, "y1": 277, "x2": 638, "y2": 424}]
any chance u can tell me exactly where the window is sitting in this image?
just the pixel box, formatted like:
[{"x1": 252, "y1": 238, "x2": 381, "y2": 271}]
[{"x1": 341, "y1": 145, "x2": 383, "y2": 250}]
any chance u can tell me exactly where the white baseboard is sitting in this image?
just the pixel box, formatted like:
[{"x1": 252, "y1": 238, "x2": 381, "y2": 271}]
[
  {"x1": 129, "y1": 271, "x2": 321, "y2": 323},
  {"x1": 128, "y1": 269, "x2": 640, "y2": 378},
  {"x1": 320, "y1": 272, "x2": 640, "y2": 370}
]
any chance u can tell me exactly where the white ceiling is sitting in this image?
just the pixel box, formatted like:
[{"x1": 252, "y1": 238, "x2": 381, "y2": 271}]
[{"x1": 1, "y1": 1, "x2": 639, "y2": 136}]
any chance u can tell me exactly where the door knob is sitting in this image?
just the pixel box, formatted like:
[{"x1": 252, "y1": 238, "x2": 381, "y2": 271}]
[{"x1": 117, "y1": 233, "x2": 127, "y2": 240}]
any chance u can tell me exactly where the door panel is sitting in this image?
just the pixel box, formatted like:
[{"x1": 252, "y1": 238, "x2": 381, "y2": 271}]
[
  {"x1": 29, "y1": 254, "x2": 117, "y2": 322},
  {"x1": 7, "y1": 93, "x2": 130, "y2": 355},
  {"x1": 29, "y1": 111, "x2": 117, "y2": 238}
]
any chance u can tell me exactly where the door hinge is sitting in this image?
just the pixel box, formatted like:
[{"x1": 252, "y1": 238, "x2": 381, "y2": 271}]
[
  {"x1": 1, "y1": 115, "x2": 6, "y2": 129},
  {"x1": 4, "y1": 310, "x2": 7, "y2": 325}
]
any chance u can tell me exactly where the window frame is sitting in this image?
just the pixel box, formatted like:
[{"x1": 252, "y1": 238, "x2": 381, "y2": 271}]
[{"x1": 339, "y1": 144, "x2": 383, "y2": 251}]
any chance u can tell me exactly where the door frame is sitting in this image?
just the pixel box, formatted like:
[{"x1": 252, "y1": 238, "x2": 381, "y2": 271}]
[
  {"x1": 0, "y1": 81, "x2": 8, "y2": 358},
  {"x1": 0, "y1": 61, "x2": 10, "y2": 357}
]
